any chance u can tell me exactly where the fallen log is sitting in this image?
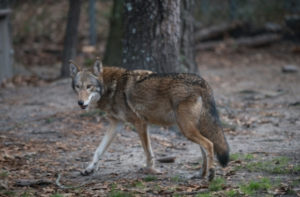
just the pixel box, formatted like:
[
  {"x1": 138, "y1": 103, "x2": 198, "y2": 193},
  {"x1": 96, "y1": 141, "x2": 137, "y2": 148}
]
[
  {"x1": 195, "y1": 34, "x2": 281, "y2": 51},
  {"x1": 15, "y1": 179, "x2": 52, "y2": 187},
  {"x1": 194, "y1": 21, "x2": 243, "y2": 42},
  {"x1": 234, "y1": 33, "x2": 281, "y2": 47}
]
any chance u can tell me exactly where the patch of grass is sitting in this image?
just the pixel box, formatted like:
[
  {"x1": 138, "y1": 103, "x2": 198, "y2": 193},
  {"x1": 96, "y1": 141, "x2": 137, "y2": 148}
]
[
  {"x1": 240, "y1": 178, "x2": 271, "y2": 196},
  {"x1": 292, "y1": 164, "x2": 300, "y2": 173},
  {"x1": 50, "y1": 194, "x2": 64, "y2": 197},
  {"x1": 245, "y1": 156, "x2": 291, "y2": 174},
  {"x1": 44, "y1": 117, "x2": 55, "y2": 124},
  {"x1": 21, "y1": 192, "x2": 32, "y2": 197},
  {"x1": 244, "y1": 154, "x2": 254, "y2": 161},
  {"x1": 109, "y1": 183, "x2": 134, "y2": 197},
  {"x1": 230, "y1": 153, "x2": 254, "y2": 161},
  {"x1": 230, "y1": 153, "x2": 240, "y2": 161},
  {"x1": 143, "y1": 175, "x2": 157, "y2": 182},
  {"x1": 225, "y1": 189, "x2": 239, "y2": 197},
  {"x1": 109, "y1": 190, "x2": 133, "y2": 197},
  {"x1": 153, "y1": 184, "x2": 161, "y2": 191},
  {"x1": 171, "y1": 175, "x2": 182, "y2": 182},
  {"x1": 109, "y1": 188, "x2": 133, "y2": 197},
  {"x1": 79, "y1": 109, "x2": 104, "y2": 117},
  {"x1": 291, "y1": 179, "x2": 300, "y2": 187},
  {"x1": 132, "y1": 181, "x2": 144, "y2": 189},
  {"x1": 196, "y1": 192, "x2": 211, "y2": 197},
  {"x1": 208, "y1": 177, "x2": 226, "y2": 191},
  {"x1": 0, "y1": 170, "x2": 8, "y2": 178},
  {"x1": 1, "y1": 190, "x2": 16, "y2": 196}
]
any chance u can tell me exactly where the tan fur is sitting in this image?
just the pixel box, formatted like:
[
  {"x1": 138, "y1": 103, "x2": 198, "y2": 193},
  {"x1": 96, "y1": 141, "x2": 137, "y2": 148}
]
[{"x1": 70, "y1": 60, "x2": 229, "y2": 181}]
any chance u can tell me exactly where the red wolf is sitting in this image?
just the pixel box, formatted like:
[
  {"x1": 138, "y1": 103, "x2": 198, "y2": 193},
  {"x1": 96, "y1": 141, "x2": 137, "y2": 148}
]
[{"x1": 69, "y1": 58, "x2": 229, "y2": 181}]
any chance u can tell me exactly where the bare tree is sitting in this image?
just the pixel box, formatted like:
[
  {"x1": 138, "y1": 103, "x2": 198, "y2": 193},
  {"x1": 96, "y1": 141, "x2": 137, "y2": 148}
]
[{"x1": 61, "y1": 0, "x2": 81, "y2": 77}]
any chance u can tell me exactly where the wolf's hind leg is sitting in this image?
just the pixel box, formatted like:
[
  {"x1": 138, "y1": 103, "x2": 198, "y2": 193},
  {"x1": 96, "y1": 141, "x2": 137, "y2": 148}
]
[
  {"x1": 135, "y1": 121, "x2": 160, "y2": 174},
  {"x1": 176, "y1": 102, "x2": 215, "y2": 181},
  {"x1": 200, "y1": 146, "x2": 207, "y2": 178},
  {"x1": 81, "y1": 120, "x2": 118, "y2": 176}
]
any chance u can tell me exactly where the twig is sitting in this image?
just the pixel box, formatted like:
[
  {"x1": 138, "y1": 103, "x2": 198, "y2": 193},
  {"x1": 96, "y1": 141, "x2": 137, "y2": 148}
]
[
  {"x1": 15, "y1": 179, "x2": 52, "y2": 187},
  {"x1": 157, "y1": 156, "x2": 176, "y2": 163},
  {"x1": 55, "y1": 173, "x2": 87, "y2": 189}
]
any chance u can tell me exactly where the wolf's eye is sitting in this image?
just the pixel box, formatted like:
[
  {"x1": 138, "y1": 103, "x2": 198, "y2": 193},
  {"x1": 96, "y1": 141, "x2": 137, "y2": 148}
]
[
  {"x1": 76, "y1": 85, "x2": 80, "y2": 89},
  {"x1": 87, "y1": 85, "x2": 92, "y2": 89}
]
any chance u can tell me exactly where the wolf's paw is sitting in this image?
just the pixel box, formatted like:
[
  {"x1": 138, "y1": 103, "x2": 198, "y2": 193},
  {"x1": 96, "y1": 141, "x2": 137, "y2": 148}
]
[
  {"x1": 139, "y1": 167, "x2": 162, "y2": 175},
  {"x1": 81, "y1": 165, "x2": 95, "y2": 176},
  {"x1": 208, "y1": 168, "x2": 215, "y2": 181},
  {"x1": 200, "y1": 168, "x2": 207, "y2": 178}
]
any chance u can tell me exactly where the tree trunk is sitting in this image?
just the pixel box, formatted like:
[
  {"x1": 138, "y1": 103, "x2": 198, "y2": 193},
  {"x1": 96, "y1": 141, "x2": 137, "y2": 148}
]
[
  {"x1": 103, "y1": 0, "x2": 124, "y2": 67},
  {"x1": 61, "y1": 0, "x2": 81, "y2": 78},
  {"x1": 122, "y1": 0, "x2": 182, "y2": 73},
  {"x1": 180, "y1": 0, "x2": 197, "y2": 73},
  {"x1": 105, "y1": 0, "x2": 197, "y2": 73}
]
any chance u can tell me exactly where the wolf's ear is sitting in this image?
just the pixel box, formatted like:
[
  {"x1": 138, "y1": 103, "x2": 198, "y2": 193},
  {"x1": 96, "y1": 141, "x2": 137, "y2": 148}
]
[
  {"x1": 69, "y1": 60, "x2": 80, "y2": 78},
  {"x1": 93, "y1": 57, "x2": 103, "y2": 76}
]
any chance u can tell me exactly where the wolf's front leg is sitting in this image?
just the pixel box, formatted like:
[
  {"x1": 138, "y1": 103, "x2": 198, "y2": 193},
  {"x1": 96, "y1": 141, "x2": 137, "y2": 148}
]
[
  {"x1": 81, "y1": 120, "x2": 118, "y2": 176},
  {"x1": 135, "y1": 122, "x2": 160, "y2": 174}
]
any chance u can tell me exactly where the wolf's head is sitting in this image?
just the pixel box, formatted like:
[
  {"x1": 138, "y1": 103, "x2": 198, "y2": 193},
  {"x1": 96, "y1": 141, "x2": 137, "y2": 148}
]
[{"x1": 69, "y1": 58, "x2": 103, "y2": 109}]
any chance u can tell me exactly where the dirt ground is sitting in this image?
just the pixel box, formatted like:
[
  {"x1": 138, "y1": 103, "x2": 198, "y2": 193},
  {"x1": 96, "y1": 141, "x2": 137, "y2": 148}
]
[{"x1": 0, "y1": 45, "x2": 300, "y2": 196}]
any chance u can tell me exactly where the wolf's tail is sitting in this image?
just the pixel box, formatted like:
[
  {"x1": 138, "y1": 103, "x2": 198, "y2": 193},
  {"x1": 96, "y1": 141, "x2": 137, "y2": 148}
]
[
  {"x1": 205, "y1": 96, "x2": 230, "y2": 167},
  {"x1": 213, "y1": 130, "x2": 229, "y2": 167}
]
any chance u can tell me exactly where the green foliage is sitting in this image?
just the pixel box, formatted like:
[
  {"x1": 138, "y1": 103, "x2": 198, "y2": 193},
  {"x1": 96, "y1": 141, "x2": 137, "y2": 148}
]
[
  {"x1": 230, "y1": 153, "x2": 240, "y2": 161},
  {"x1": 1, "y1": 190, "x2": 16, "y2": 196},
  {"x1": 292, "y1": 165, "x2": 300, "y2": 173},
  {"x1": 171, "y1": 175, "x2": 182, "y2": 182},
  {"x1": 245, "y1": 156, "x2": 291, "y2": 174},
  {"x1": 208, "y1": 177, "x2": 226, "y2": 191},
  {"x1": 131, "y1": 181, "x2": 144, "y2": 189},
  {"x1": 230, "y1": 153, "x2": 254, "y2": 161},
  {"x1": 143, "y1": 175, "x2": 157, "y2": 182},
  {"x1": 21, "y1": 192, "x2": 32, "y2": 197},
  {"x1": 196, "y1": 192, "x2": 211, "y2": 197},
  {"x1": 84, "y1": 58, "x2": 94, "y2": 67},
  {"x1": 240, "y1": 178, "x2": 271, "y2": 196},
  {"x1": 291, "y1": 179, "x2": 300, "y2": 189},
  {"x1": 244, "y1": 154, "x2": 254, "y2": 161},
  {"x1": 45, "y1": 117, "x2": 55, "y2": 124},
  {"x1": 108, "y1": 183, "x2": 134, "y2": 197},
  {"x1": 79, "y1": 109, "x2": 104, "y2": 117},
  {"x1": 225, "y1": 189, "x2": 239, "y2": 197},
  {"x1": 0, "y1": 170, "x2": 8, "y2": 178},
  {"x1": 109, "y1": 190, "x2": 133, "y2": 197}
]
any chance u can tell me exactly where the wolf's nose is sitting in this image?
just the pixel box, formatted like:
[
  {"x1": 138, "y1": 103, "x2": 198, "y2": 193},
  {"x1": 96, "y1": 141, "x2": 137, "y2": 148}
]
[{"x1": 78, "y1": 100, "x2": 84, "y2": 106}]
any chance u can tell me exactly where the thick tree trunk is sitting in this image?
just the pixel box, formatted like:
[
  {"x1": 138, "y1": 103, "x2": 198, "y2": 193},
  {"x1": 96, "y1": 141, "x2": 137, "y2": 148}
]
[
  {"x1": 122, "y1": 0, "x2": 182, "y2": 73},
  {"x1": 105, "y1": 0, "x2": 197, "y2": 73},
  {"x1": 180, "y1": 0, "x2": 197, "y2": 73},
  {"x1": 103, "y1": 0, "x2": 124, "y2": 67},
  {"x1": 61, "y1": 0, "x2": 81, "y2": 78}
]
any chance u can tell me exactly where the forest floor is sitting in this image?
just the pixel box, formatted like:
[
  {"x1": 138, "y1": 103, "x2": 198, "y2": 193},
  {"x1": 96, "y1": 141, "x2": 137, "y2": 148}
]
[{"x1": 0, "y1": 44, "x2": 300, "y2": 196}]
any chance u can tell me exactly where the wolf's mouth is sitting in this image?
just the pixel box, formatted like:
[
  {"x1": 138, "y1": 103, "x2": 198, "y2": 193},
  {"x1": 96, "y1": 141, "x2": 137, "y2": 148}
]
[{"x1": 80, "y1": 105, "x2": 88, "y2": 109}]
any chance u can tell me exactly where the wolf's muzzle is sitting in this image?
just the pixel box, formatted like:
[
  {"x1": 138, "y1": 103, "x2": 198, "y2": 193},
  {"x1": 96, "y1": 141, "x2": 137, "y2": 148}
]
[{"x1": 78, "y1": 100, "x2": 87, "y2": 109}]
